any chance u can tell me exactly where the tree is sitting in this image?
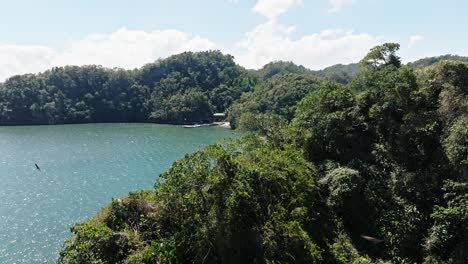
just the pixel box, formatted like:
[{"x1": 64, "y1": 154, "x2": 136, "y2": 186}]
[
  {"x1": 444, "y1": 116, "x2": 468, "y2": 177},
  {"x1": 150, "y1": 88, "x2": 213, "y2": 124},
  {"x1": 424, "y1": 181, "x2": 468, "y2": 263},
  {"x1": 292, "y1": 83, "x2": 368, "y2": 163},
  {"x1": 59, "y1": 137, "x2": 323, "y2": 263},
  {"x1": 237, "y1": 112, "x2": 289, "y2": 145},
  {"x1": 229, "y1": 74, "x2": 323, "y2": 128},
  {"x1": 360, "y1": 43, "x2": 401, "y2": 69},
  {"x1": 257, "y1": 61, "x2": 312, "y2": 80}
]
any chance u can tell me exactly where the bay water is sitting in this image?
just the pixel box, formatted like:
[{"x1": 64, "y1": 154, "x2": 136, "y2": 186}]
[{"x1": 0, "y1": 123, "x2": 237, "y2": 263}]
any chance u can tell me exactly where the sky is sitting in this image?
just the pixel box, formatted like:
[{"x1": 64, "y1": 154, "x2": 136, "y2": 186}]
[{"x1": 0, "y1": 0, "x2": 467, "y2": 81}]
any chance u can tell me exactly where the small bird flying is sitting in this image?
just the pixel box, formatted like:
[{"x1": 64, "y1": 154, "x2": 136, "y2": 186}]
[
  {"x1": 360, "y1": 235, "x2": 384, "y2": 244},
  {"x1": 35, "y1": 163, "x2": 41, "y2": 171}
]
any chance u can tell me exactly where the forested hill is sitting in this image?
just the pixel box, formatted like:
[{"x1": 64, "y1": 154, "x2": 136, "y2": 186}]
[
  {"x1": 58, "y1": 43, "x2": 468, "y2": 264},
  {"x1": 254, "y1": 60, "x2": 361, "y2": 84},
  {"x1": 0, "y1": 51, "x2": 256, "y2": 125},
  {"x1": 408, "y1": 54, "x2": 468, "y2": 68},
  {"x1": 315, "y1": 55, "x2": 468, "y2": 83},
  {"x1": 312, "y1": 63, "x2": 361, "y2": 84},
  {"x1": 1, "y1": 50, "x2": 467, "y2": 126},
  {"x1": 257, "y1": 55, "x2": 468, "y2": 85}
]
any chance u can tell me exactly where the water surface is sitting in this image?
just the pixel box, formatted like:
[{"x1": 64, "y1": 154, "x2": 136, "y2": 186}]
[{"x1": 0, "y1": 123, "x2": 236, "y2": 263}]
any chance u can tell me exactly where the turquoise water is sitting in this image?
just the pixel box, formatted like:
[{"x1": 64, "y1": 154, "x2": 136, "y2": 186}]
[{"x1": 0, "y1": 123, "x2": 237, "y2": 263}]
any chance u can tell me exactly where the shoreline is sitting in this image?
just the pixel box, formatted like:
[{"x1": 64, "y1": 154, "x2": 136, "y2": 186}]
[
  {"x1": 0, "y1": 121, "x2": 233, "y2": 129},
  {"x1": 213, "y1": 121, "x2": 231, "y2": 128},
  {"x1": 182, "y1": 122, "x2": 231, "y2": 129}
]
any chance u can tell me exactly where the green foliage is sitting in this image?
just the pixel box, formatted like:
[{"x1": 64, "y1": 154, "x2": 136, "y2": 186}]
[
  {"x1": 237, "y1": 112, "x2": 289, "y2": 145},
  {"x1": 409, "y1": 54, "x2": 468, "y2": 68},
  {"x1": 58, "y1": 223, "x2": 138, "y2": 264},
  {"x1": 257, "y1": 61, "x2": 362, "y2": 85},
  {"x1": 141, "y1": 51, "x2": 257, "y2": 124},
  {"x1": 60, "y1": 137, "x2": 322, "y2": 263},
  {"x1": 229, "y1": 74, "x2": 323, "y2": 127},
  {"x1": 444, "y1": 116, "x2": 468, "y2": 168},
  {"x1": 58, "y1": 44, "x2": 468, "y2": 264},
  {"x1": 292, "y1": 83, "x2": 367, "y2": 163},
  {"x1": 314, "y1": 63, "x2": 362, "y2": 84},
  {"x1": 150, "y1": 88, "x2": 213, "y2": 124},
  {"x1": 320, "y1": 168, "x2": 363, "y2": 210},
  {"x1": 360, "y1": 43, "x2": 401, "y2": 69},
  {"x1": 0, "y1": 51, "x2": 256, "y2": 125},
  {"x1": 142, "y1": 239, "x2": 178, "y2": 263},
  {"x1": 257, "y1": 61, "x2": 312, "y2": 80},
  {"x1": 425, "y1": 181, "x2": 468, "y2": 263},
  {"x1": 420, "y1": 60, "x2": 468, "y2": 177},
  {"x1": 330, "y1": 233, "x2": 373, "y2": 264},
  {"x1": 292, "y1": 47, "x2": 467, "y2": 263},
  {"x1": 426, "y1": 61, "x2": 468, "y2": 126},
  {"x1": 153, "y1": 139, "x2": 321, "y2": 263}
]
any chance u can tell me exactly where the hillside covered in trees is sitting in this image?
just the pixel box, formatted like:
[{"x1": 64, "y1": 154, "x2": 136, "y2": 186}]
[
  {"x1": 2, "y1": 49, "x2": 465, "y2": 126},
  {"x1": 0, "y1": 51, "x2": 256, "y2": 125},
  {"x1": 255, "y1": 55, "x2": 468, "y2": 86},
  {"x1": 56, "y1": 44, "x2": 468, "y2": 264},
  {"x1": 408, "y1": 55, "x2": 468, "y2": 68}
]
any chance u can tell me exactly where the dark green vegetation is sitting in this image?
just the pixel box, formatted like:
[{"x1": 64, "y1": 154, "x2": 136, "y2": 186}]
[
  {"x1": 408, "y1": 55, "x2": 468, "y2": 68},
  {"x1": 255, "y1": 60, "x2": 360, "y2": 84},
  {"x1": 55, "y1": 44, "x2": 468, "y2": 263},
  {"x1": 313, "y1": 63, "x2": 362, "y2": 84},
  {"x1": 255, "y1": 53, "x2": 468, "y2": 86},
  {"x1": 1, "y1": 47, "x2": 465, "y2": 126},
  {"x1": 0, "y1": 51, "x2": 255, "y2": 125},
  {"x1": 228, "y1": 74, "x2": 324, "y2": 128}
]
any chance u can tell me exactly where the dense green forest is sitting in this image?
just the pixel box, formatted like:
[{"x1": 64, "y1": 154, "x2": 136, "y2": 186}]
[
  {"x1": 55, "y1": 44, "x2": 467, "y2": 264},
  {"x1": 0, "y1": 51, "x2": 256, "y2": 125},
  {"x1": 1, "y1": 48, "x2": 465, "y2": 126},
  {"x1": 228, "y1": 74, "x2": 324, "y2": 128},
  {"x1": 408, "y1": 55, "x2": 468, "y2": 68},
  {"x1": 253, "y1": 60, "x2": 360, "y2": 84},
  {"x1": 256, "y1": 55, "x2": 468, "y2": 85}
]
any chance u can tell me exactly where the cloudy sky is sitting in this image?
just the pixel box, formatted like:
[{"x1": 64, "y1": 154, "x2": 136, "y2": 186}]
[{"x1": 1, "y1": 0, "x2": 467, "y2": 81}]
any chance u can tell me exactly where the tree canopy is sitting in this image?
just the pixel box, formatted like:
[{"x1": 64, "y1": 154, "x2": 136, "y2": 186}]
[
  {"x1": 360, "y1": 43, "x2": 402, "y2": 69},
  {"x1": 228, "y1": 74, "x2": 324, "y2": 128},
  {"x1": 0, "y1": 51, "x2": 257, "y2": 125}
]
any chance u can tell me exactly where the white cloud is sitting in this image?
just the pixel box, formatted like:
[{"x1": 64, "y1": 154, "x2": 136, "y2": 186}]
[
  {"x1": 253, "y1": 0, "x2": 302, "y2": 19},
  {"x1": 0, "y1": 24, "x2": 382, "y2": 81},
  {"x1": 0, "y1": 8, "x2": 384, "y2": 82},
  {"x1": 327, "y1": 0, "x2": 353, "y2": 13},
  {"x1": 55, "y1": 28, "x2": 216, "y2": 68},
  {"x1": 0, "y1": 28, "x2": 216, "y2": 81},
  {"x1": 0, "y1": 45, "x2": 55, "y2": 82},
  {"x1": 230, "y1": 20, "x2": 382, "y2": 69},
  {"x1": 409, "y1": 35, "x2": 424, "y2": 47}
]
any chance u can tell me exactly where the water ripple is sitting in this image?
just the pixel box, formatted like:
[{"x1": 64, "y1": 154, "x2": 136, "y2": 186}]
[{"x1": 0, "y1": 123, "x2": 236, "y2": 263}]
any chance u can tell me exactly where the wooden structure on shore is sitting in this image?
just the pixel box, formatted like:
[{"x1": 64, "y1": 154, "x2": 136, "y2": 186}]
[{"x1": 213, "y1": 113, "x2": 226, "y2": 122}]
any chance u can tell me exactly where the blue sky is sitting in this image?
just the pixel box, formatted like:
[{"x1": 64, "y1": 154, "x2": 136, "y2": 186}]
[{"x1": 1, "y1": 0, "x2": 467, "y2": 80}]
